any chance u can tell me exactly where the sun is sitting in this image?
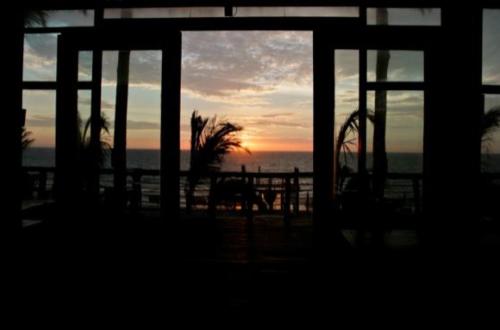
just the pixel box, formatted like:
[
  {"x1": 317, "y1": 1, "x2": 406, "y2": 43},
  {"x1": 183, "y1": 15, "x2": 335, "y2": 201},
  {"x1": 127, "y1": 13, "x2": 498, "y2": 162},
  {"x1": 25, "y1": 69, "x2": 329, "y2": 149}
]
[{"x1": 239, "y1": 134, "x2": 255, "y2": 151}]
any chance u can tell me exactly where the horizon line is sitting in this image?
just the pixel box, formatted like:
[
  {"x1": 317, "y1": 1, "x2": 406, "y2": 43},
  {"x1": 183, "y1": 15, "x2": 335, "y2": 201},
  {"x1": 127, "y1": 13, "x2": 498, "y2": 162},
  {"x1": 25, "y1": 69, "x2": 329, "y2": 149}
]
[{"x1": 25, "y1": 146, "x2": 432, "y2": 154}]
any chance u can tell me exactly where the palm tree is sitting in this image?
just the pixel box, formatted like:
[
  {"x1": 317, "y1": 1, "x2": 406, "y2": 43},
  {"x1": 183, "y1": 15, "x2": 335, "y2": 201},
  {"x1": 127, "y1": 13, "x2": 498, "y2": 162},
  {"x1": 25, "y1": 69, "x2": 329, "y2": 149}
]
[
  {"x1": 186, "y1": 111, "x2": 250, "y2": 212},
  {"x1": 372, "y1": 8, "x2": 430, "y2": 198},
  {"x1": 79, "y1": 113, "x2": 112, "y2": 168},
  {"x1": 335, "y1": 109, "x2": 375, "y2": 193},
  {"x1": 78, "y1": 112, "x2": 112, "y2": 194}
]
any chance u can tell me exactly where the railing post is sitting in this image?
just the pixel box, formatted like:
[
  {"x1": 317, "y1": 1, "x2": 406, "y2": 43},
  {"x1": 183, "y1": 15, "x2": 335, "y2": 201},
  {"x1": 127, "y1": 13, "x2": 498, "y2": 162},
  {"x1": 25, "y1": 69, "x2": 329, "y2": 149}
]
[
  {"x1": 306, "y1": 192, "x2": 310, "y2": 214},
  {"x1": 284, "y1": 176, "x2": 291, "y2": 225},
  {"x1": 267, "y1": 177, "x2": 274, "y2": 211},
  {"x1": 246, "y1": 174, "x2": 255, "y2": 221},
  {"x1": 208, "y1": 174, "x2": 217, "y2": 220},
  {"x1": 294, "y1": 167, "x2": 300, "y2": 216},
  {"x1": 257, "y1": 166, "x2": 261, "y2": 186},
  {"x1": 130, "y1": 170, "x2": 142, "y2": 212}
]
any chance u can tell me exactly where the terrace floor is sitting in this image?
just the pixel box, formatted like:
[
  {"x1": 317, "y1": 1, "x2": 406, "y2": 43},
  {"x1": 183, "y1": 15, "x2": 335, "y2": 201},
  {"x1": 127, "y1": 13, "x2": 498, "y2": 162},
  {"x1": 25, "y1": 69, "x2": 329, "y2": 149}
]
[{"x1": 15, "y1": 207, "x2": 500, "y2": 313}]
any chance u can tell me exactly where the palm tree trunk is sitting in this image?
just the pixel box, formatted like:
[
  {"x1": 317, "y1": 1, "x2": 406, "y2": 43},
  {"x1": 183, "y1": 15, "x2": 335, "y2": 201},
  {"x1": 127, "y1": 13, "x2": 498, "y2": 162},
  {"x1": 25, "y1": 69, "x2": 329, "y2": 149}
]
[
  {"x1": 112, "y1": 9, "x2": 132, "y2": 208},
  {"x1": 373, "y1": 8, "x2": 390, "y2": 198}
]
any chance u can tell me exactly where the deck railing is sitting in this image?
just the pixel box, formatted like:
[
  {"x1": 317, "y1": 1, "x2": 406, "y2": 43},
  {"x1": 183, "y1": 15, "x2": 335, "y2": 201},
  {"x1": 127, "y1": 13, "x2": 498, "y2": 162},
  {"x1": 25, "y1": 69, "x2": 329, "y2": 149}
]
[{"x1": 21, "y1": 166, "x2": 435, "y2": 217}]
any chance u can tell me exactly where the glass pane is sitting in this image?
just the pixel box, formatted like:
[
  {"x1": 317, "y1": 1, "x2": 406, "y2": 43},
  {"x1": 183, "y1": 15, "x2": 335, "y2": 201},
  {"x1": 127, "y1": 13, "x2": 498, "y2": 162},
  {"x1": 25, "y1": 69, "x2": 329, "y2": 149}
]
[
  {"x1": 22, "y1": 90, "x2": 57, "y2": 205},
  {"x1": 100, "y1": 50, "x2": 163, "y2": 157},
  {"x1": 483, "y1": 10, "x2": 500, "y2": 85},
  {"x1": 99, "y1": 50, "x2": 162, "y2": 210},
  {"x1": 127, "y1": 51, "x2": 162, "y2": 153},
  {"x1": 365, "y1": 91, "x2": 424, "y2": 214},
  {"x1": 104, "y1": 7, "x2": 225, "y2": 18},
  {"x1": 126, "y1": 51, "x2": 162, "y2": 210},
  {"x1": 335, "y1": 50, "x2": 360, "y2": 195},
  {"x1": 367, "y1": 91, "x2": 424, "y2": 173},
  {"x1": 367, "y1": 8, "x2": 441, "y2": 26},
  {"x1": 78, "y1": 90, "x2": 92, "y2": 136},
  {"x1": 181, "y1": 31, "x2": 313, "y2": 216},
  {"x1": 335, "y1": 50, "x2": 360, "y2": 179},
  {"x1": 97, "y1": 51, "x2": 117, "y2": 198},
  {"x1": 25, "y1": 10, "x2": 94, "y2": 28},
  {"x1": 233, "y1": 6, "x2": 358, "y2": 17},
  {"x1": 79, "y1": 51, "x2": 93, "y2": 81},
  {"x1": 101, "y1": 51, "x2": 118, "y2": 150},
  {"x1": 367, "y1": 51, "x2": 424, "y2": 82},
  {"x1": 23, "y1": 33, "x2": 58, "y2": 81},
  {"x1": 482, "y1": 94, "x2": 500, "y2": 172},
  {"x1": 22, "y1": 90, "x2": 56, "y2": 166}
]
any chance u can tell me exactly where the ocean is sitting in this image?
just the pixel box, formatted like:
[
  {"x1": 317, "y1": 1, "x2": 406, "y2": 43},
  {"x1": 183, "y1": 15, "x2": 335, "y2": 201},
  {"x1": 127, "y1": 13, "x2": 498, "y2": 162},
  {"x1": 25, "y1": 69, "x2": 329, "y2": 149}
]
[{"x1": 23, "y1": 148, "x2": 430, "y2": 173}]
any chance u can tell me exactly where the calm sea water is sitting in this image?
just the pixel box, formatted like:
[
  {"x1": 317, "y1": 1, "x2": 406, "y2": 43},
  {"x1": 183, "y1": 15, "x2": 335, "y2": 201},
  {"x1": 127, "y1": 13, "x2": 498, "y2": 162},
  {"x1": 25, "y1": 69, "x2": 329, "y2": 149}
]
[
  {"x1": 22, "y1": 147, "x2": 500, "y2": 173},
  {"x1": 22, "y1": 148, "x2": 423, "y2": 172}
]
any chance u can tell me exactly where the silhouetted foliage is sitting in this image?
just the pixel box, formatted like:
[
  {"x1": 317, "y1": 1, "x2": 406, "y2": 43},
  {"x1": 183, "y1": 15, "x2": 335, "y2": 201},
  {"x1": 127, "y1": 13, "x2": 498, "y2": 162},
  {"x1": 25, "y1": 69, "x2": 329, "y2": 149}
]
[
  {"x1": 482, "y1": 106, "x2": 500, "y2": 145},
  {"x1": 24, "y1": 10, "x2": 47, "y2": 27},
  {"x1": 78, "y1": 113, "x2": 112, "y2": 168},
  {"x1": 481, "y1": 106, "x2": 500, "y2": 173},
  {"x1": 77, "y1": 113, "x2": 111, "y2": 195},
  {"x1": 186, "y1": 110, "x2": 250, "y2": 212},
  {"x1": 335, "y1": 109, "x2": 374, "y2": 193},
  {"x1": 21, "y1": 127, "x2": 34, "y2": 150}
]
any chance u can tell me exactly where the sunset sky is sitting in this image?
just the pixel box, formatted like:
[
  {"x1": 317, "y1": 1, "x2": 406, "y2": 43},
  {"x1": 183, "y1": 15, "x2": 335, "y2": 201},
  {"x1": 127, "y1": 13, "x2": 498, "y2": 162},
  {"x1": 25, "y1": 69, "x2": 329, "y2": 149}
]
[{"x1": 22, "y1": 9, "x2": 500, "y2": 153}]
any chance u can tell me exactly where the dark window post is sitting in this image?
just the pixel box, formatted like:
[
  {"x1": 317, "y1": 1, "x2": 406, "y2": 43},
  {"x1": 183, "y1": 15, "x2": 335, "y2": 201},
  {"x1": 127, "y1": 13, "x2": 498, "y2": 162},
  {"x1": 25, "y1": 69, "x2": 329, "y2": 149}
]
[
  {"x1": 161, "y1": 31, "x2": 182, "y2": 222},
  {"x1": 55, "y1": 34, "x2": 80, "y2": 208},
  {"x1": 313, "y1": 29, "x2": 336, "y2": 240},
  {"x1": 3, "y1": 9, "x2": 24, "y2": 234}
]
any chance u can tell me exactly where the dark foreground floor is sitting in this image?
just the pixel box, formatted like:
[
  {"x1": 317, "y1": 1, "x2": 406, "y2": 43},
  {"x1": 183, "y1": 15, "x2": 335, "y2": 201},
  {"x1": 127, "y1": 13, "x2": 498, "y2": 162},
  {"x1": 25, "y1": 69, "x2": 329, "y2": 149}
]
[{"x1": 7, "y1": 209, "x2": 500, "y2": 318}]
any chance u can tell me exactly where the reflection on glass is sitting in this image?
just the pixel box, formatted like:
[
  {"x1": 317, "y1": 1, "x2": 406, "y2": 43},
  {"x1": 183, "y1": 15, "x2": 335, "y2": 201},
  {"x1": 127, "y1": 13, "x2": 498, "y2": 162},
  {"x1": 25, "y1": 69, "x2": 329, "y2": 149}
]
[
  {"x1": 367, "y1": 51, "x2": 424, "y2": 82},
  {"x1": 233, "y1": 6, "x2": 358, "y2": 17},
  {"x1": 483, "y1": 10, "x2": 500, "y2": 85},
  {"x1": 23, "y1": 33, "x2": 58, "y2": 81},
  {"x1": 367, "y1": 91, "x2": 424, "y2": 173},
  {"x1": 367, "y1": 8, "x2": 441, "y2": 26},
  {"x1": 79, "y1": 51, "x2": 93, "y2": 81},
  {"x1": 104, "y1": 7, "x2": 225, "y2": 18},
  {"x1": 22, "y1": 90, "x2": 56, "y2": 166},
  {"x1": 25, "y1": 10, "x2": 94, "y2": 28},
  {"x1": 482, "y1": 94, "x2": 500, "y2": 172}
]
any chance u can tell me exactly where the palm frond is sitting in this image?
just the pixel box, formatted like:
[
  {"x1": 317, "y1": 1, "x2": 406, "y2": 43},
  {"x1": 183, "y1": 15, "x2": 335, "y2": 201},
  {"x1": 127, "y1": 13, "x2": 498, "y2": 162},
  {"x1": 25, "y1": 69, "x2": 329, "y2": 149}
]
[
  {"x1": 334, "y1": 109, "x2": 375, "y2": 192},
  {"x1": 189, "y1": 110, "x2": 249, "y2": 176},
  {"x1": 78, "y1": 112, "x2": 112, "y2": 168},
  {"x1": 482, "y1": 106, "x2": 500, "y2": 143},
  {"x1": 24, "y1": 10, "x2": 47, "y2": 27},
  {"x1": 21, "y1": 127, "x2": 34, "y2": 150}
]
